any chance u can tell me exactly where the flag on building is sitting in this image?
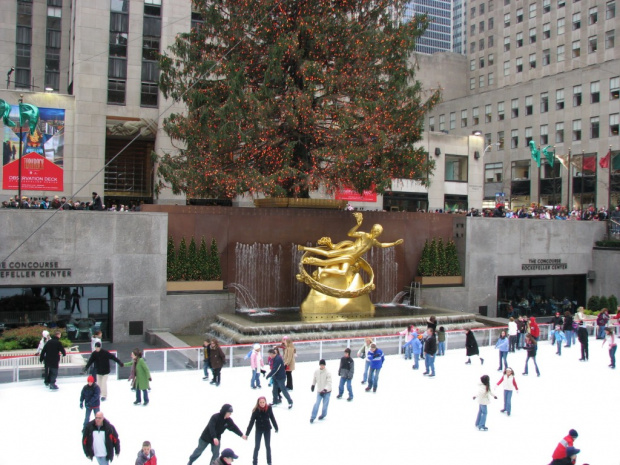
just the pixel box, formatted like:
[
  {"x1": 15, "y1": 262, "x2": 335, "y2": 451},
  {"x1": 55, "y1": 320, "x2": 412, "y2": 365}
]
[
  {"x1": 582, "y1": 155, "x2": 596, "y2": 172},
  {"x1": 529, "y1": 140, "x2": 541, "y2": 167},
  {"x1": 0, "y1": 99, "x2": 15, "y2": 127},
  {"x1": 599, "y1": 149, "x2": 611, "y2": 168},
  {"x1": 542, "y1": 145, "x2": 554, "y2": 166},
  {"x1": 18, "y1": 102, "x2": 39, "y2": 135},
  {"x1": 556, "y1": 153, "x2": 569, "y2": 169}
]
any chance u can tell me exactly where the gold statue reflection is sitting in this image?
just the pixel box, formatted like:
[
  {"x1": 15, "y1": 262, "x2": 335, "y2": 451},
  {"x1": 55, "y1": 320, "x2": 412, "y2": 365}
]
[{"x1": 297, "y1": 212, "x2": 403, "y2": 317}]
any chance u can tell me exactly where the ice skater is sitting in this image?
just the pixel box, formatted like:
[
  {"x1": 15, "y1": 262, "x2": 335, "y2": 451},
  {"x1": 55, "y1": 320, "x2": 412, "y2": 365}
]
[
  {"x1": 473, "y1": 375, "x2": 497, "y2": 431},
  {"x1": 250, "y1": 343, "x2": 264, "y2": 389},
  {"x1": 265, "y1": 349, "x2": 293, "y2": 408},
  {"x1": 437, "y1": 326, "x2": 446, "y2": 356},
  {"x1": 123, "y1": 348, "x2": 151, "y2": 406},
  {"x1": 411, "y1": 333, "x2": 423, "y2": 370},
  {"x1": 399, "y1": 325, "x2": 415, "y2": 359},
  {"x1": 135, "y1": 440, "x2": 157, "y2": 465},
  {"x1": 209, "y1": 340, "x2": 226, "y2": 386},
  {"x1": 465, "y1": 329, "x2": 484, "y2": 365},
  {"x1": 310, "y1": 359, "x2": 332, "y2": 422},
  {"x1": 422, "y1": 328, "x2": 437, "y2": 377},
  {"x1": 202, "y1": 339, "x2": 211, "y2": 381},
  {"x1": 495, "y1": 330, "x2": 509, "y2": 371},
  {"x1": 79, "y1": 375, "x2": 101, "y2": 430},
  {"x1": 577, "y1": 321, "x2": 589, "y2": 361},
  {"x1": 357, "y1": 337, "x2": 373, "y2": 384},
  {"x1": 550, "y1": 429, "x2": 578, "y2": 463},
  {"x1": 245, "y1": 396, "x2": 278, "y2": 465},
  {"x1": 523, "y1": 334, "x2": 540, "y2": 376},
  {"x1": 602, "y1": 327, "x2": 617, "y2": 369},
  {"x1": 496, "y1": 368, "x2": 518, "y2": 416},
  {"x1": 336, "y1": 348, "x2": 354, "y2": 401},
  {"x1": 365, "y1": 343, "x2": 385, "y2": 390},
  {"x1": 553, "y1": 326, "x2": 567, "y2": 355}
]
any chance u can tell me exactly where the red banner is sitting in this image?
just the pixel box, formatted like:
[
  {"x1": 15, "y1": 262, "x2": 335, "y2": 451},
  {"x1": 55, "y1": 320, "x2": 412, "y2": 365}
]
[
  {"x1": 335, "y1": 187, "x2": 377, "y2": 202},
  {"x1": 3, "y1": 153, "x2": 63, "y2": 191}
]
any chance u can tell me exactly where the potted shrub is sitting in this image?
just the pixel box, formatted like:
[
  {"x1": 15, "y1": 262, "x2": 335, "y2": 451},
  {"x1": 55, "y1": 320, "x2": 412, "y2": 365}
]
[
  {"x1": 414, "y1": 238, "x2": 463, "y2": 286},
  {"x1": 166, "y1": 236, "x2": 224, "y2": 291}
]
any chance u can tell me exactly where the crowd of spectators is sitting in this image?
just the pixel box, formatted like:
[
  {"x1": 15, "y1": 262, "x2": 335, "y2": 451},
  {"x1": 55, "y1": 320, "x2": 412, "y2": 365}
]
[
  {"x1": 1, "y1": 192, "x2": 143, "y2": 212},
  {"x1": 463, "y1": 204, "x2": 619, "y2": 222}
]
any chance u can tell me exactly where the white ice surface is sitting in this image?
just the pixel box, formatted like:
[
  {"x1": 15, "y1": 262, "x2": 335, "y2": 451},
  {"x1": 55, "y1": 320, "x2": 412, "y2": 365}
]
[{"x1": 1, "y1": 339, "x2": 616, "y2": 465}]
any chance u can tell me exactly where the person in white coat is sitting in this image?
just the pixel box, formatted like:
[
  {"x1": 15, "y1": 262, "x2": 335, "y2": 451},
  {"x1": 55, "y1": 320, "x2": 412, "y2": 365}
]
[
  {"x1": 473, "y1": 375, "x2": 497, "y2": 431},
  {"x1": 309, "y1": 359, "x2": 332, "y2": 423}
]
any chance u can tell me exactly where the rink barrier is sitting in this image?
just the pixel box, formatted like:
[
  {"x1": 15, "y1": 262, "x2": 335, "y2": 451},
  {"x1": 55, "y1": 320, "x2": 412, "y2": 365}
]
[
  {"x1": 0, "y1": 320, "x2": 608, "y2": 383},
  {"x1": 0, "y1": 349, "x2": 119, "y2": 384}
]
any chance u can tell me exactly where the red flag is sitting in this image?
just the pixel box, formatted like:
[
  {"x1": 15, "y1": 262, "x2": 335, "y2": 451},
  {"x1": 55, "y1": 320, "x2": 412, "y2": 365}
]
[
  {"x1": 599, "y1": 149, "x2": 611, "y2": 168},
  {"x1": 582, "y1": 155, "x2": 596, "y2": 171}
]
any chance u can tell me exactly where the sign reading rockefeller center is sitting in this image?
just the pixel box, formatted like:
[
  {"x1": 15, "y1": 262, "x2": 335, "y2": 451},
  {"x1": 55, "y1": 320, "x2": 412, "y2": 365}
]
[
  {"x1": 0, "y1": 261, "x2": 72, "y2": 279},
  {"x1": 521, "y1": 258, "x2": 568, "y2": 271}
]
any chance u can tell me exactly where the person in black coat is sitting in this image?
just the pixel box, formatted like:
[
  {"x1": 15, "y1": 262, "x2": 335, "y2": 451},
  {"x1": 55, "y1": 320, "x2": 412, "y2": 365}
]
[
  {"x1": 39, "y1": 330, "x2": 66, "y2": 389},
  {"x1": 562, "y1": 311, "x2": 574, "y2": 348},
  {"x1": 188, "y1": 403, "x2": 247, "y2": 465},
  {"x1": 82, "y1": 411, "x2": 120, "y2": 463},
  {"x1": 577, "y1": 321, "x2": 589, "y2": 361},
  {"x1": 84, "y1": 342, "x2": 124, "y2": 401},
  {"x1": 80, "y1": 375, "x2": 101, "y2": 430},
  {"x1": 465, "y1": 329, "x2": 484, "y2": 365},
  {"x1": 336, "y1": 348, "x2": 355, "y2": 401},
  {"x1": 246, "y1": 396, "x2": 278, "y2": 465},
  {"x1": 423, "y1": 328, "x2": 437, "y2": 376}
]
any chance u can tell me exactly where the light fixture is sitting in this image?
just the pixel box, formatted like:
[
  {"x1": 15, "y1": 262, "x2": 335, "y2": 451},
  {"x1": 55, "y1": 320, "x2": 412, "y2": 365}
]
[
  {"x1": 45, "y1": 87, "x2": 54, "y2": 92},
  {"x1": 474, "y1": 151, "x2": 480, "y2": 159},
  {"x1": 472, "y1": 130, "x2": 483, "y2": 136},
  {"x1": 6, "y1": 67, "x2": 14, "y2": 89},
  {"x1": 434, "y1": 147, "x2": 441, "y2": 157}
]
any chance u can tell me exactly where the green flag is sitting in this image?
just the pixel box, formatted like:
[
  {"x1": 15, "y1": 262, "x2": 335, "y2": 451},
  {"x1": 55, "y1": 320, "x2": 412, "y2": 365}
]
[
  {"x1": 0, "y1": 99, "x2": 15, "y2": 127},
  {"x1": 19, "y1": 102, "x2": 39, "y2": 135},
  {"x1": 529, "y1": 140, "x2": 541, "y2": 167},
  {"x1": 542, "y1": 145, "x2": 554, "y2": 167}
]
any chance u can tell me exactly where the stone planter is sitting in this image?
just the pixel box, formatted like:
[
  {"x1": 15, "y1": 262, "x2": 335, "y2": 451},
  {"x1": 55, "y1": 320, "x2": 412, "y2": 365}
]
[
  {"x1": 414, "y1": 276, "x2": 463, "y2": 286},
  {"x1": 166, "y1": 281, "x2": 224, "y2": 292}
]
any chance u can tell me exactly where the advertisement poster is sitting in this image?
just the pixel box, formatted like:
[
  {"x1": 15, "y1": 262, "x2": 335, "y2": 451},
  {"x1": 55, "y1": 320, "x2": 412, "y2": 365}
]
[
  {"x1": 335, "y1": 186, "x2": 377, "y2": 202},
  {"x1": 2, "y1": 106, "x2": 65, "y2": 191}
]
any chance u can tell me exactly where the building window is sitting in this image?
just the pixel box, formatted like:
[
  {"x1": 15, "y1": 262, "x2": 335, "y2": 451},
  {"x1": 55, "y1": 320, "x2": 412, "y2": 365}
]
[
  {"x1": 571, "y1": 40, "x2": 581, "y2": 58},
  {"x1": 480, "y1": 3, "x2": 485, "y2": 14},
  {"x1": 573, "y1": 85, "x2": 582, "y2": 106},
  {"x1": 479, "y1": 75, "x2": 485, "y2": 88},
  {"x1": 558, "y1": 0, "x2": 565, "y2": 8},
  {"x1": 470, "y1": 42, "x2": 476, "y2": 53},
  {"x1": 445, "y1": 155, "x2": 468, "y2": 182},
  {"x1": 108, "y1": 79, "x2": 126, "y2": 104},
  {"x1": 470, "y1": 59, "x2": 476, "y2": 71},
  {"x1": 588, "y1": 36, "x2": 597, "y2": 53},
  {"x1": 610, "y1": 113, "x2": 619, "y2": 135},
  {"x1": 542, "y1": 49, "x2": 551, "y2": 66},
  {"x1": 540, "y1": 124, "x2": 549, "y2": 145},
  {"x1": 485, "y1": 104, "x2": 492, "y2": 123},
  {"x1": 108, "y1": 57, "x2": 127, "y2": 78},
  {"x1": 543, "y1": 0, "x2": 551, "y2": 13},
  {"x1": 473, "y1": 107, "x2": 480, "y2": 125},
  {"x1": 540, "y1": 92, "x2": 549, "y2": 112},
  {"x1": 110, "y1": 32, "x2": 128, "y2": 57},
  {"x1": 461, "y1": 110, "x2": 468, "y2": 127},
  {"x1": 529, "y1": 3, "x2": 536, "y2": 18},
  {"x1": 605, "y1": 30, "x2": 615, "y2": 49},
  {"x1": 488, "y1": 53, "x2": 494, "y2": 65},
  {"x1": 590, "y1": 81, "x2": 600, "y2": 103},
  {"x1": 488, "y1": 72, "x2": 494, "y2": 86},
  {"x1": 141, "y1": 82, "x2": 158, "y2": 107},
  {"x1": 590, "y1": 117, "x2": 600, "y2": 139},
  {"x1": 479, "y1": 38, "x2": 485, "y2": 51},
  {"x1": 557, "y1": 44, "x2": 565, "y2": 62},
  {"x1": 485, "y1": 162, "x2": 503, "y2": 183},
  {"x1": 557, "y1": 17, "x2": 565, "y2": 35},
  {"x1": 471, "y1": 24, "x2": 476, "y2": 35},
  {"x1": 504, "y1": 60, "x2": 510, "y2": 76},
  {"x1": 479, "y1": 21, "x2": 485, "y2": 33},
  {"x1": 555, "y1": 122, "x2": 564, "y2": 143},
  {"x1": 589, "y1": 6, "x2": 598, "y2": 24},
  {"x1": 572, "y1": 12, "x2": 581, "y2": 30},
  {"x1": 511, "y1": 99, "x2": 519, "y2": 118},
  {"x1": 511, "y1": 129, "x2": 519, "y2": 148},
  {"x1": 489, "y1": 17, "x2": 494, "y2": 29},
  {"x1": 516, "y1": 32, "x2": 523, "y2": 48},
  {"x1": 607, "y1": 1, "x2": 616, "y2": 19},
  {"x1": 498, "y1": 102, "x2": 505, "y2": 121},
  {"x1": 529, "y1": 53, "x2": 536, "y2": 69},
  {"x1": 543, "y1": 22, "x2": 551, "y2": 39},
  {"x1": 572, "y1": 120, "x2": 582, "y2": 141},
  {"x1": 471, "y1": 6, "x2": 476, "y2": 18},
  {"x1": 516, "y1": 57, "x2": 523, "y2": 73},
  {"x1": 489, "y1": 0, "x2": 495, "y2": 12},
  {"x1": 611, "y1": 77, "x2": 620, "y2": 100},
  {"x1": 504, "y1": 13, "x2": 510, "y2": 27},
  {"x1": 556, "y1": 88, "x2": 565, "y2": 110},
  {"x1": 429, "y1": 116, "x2": 435, "y2": 131},
  {"x1": 488, "y1": 35, "x2": 494, "y2": 47},
  {"x1": 485, "y1": 133, "x2": 492, "y2": 148},
  {"x1": 191, "y1": 11, "x2": 204, "y2": 31},
  {"x1": 450, "y1": 112, "x2": 456, "y2": 130},
  {"x1": 517, "y1": 8, "x2": 524, "y2": 23},
  {"x1": 525, "y1": 127, "x2": 533, "y2": 145},
  {"x1": 504, "y1": 36, "x2": 511, "y2": 52},
  {"x1": 470, "y1": 77, "x2": 476, "y2": 90},
  {"x1": 498, "y1": 131, "x2": 505, "y2": 149},
  {"x1": 525, "y1": 96, "x2": 533, "y2": 115},
  {"x1": 529, "y1": 28, "x2": 537, "y2": 44},
  {"x1": 439, "y1": 114, "x2": 446, "y2": 131}
]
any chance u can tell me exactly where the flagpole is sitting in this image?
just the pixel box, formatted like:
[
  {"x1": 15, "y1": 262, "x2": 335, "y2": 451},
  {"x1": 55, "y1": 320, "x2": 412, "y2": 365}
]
[
  {"x1": 567, "y1": 149, "x2": 571, "y2": 211},
  {"x1": 552, "y1": 147, "x2": 557, "y2": 209},
  {"x1": 580, "y1": 150, "x2": 584, "y2": 210},
  {"x1": 17, "y1": 94, "x2": 23, "y2": 209},
  {"x1": 609, "y1": 145, "x2": 613, "y2": 216},
  {"x1": 538, "y1": 144, "x2": 541, "y2": 209}
]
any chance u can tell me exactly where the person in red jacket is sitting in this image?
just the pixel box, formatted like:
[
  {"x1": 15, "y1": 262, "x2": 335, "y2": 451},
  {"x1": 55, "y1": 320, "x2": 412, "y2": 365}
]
[
  {"x1": 551, "y1": 429, "x2": 578, "y2": 461},
  {"x1": 135, "y1": 440, "x2": 157, "y2": 465},
  {"x1": 529, "y1": 317, "x2": 541, "y2": 340}
]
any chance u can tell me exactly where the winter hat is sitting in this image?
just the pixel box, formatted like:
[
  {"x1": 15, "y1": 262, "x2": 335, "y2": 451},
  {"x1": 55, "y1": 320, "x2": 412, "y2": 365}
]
[
  {"x1": 221, "y1": 449, "x2": 239, "y2": 460},
  {"x1": 94, "y1": 342, "x2": 102, "y2": 348},
  {"x1": 42, "y1": 330, "x2": 50, "y2": 338},
  {"x1": 253, "y1": 343, "x2": 261, "y2": 350},
  {"x1": 87, "y1": 375, "x2": 95, "y2": 383},
  {"x1": 319, "y1": 359, "x2": 326, "y2": 366},
  {"x1": 569, "y1": 429, "x2": 579, "y2": 438},
  {"x1": 224, "y1": 404, "x2": 233, "y2": 413},
  {"x1": 566, "y1": 447, "x2": 580, "y2": 456}
]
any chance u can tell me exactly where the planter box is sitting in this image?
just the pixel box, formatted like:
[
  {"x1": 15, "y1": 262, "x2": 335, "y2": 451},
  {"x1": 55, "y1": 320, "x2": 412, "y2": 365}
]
[
  {"x1": 166, "y1": 281, "x2": 224, "y2": 292},
  {"x1": 253, "y1": 198, "x2": 347, "y2": 209},
  {"x1": 414, "y1": 276, "x2": 463, "y2": 286},
  {"x1": 253, "y1": 198, "x2": 290, "y2": 208}
]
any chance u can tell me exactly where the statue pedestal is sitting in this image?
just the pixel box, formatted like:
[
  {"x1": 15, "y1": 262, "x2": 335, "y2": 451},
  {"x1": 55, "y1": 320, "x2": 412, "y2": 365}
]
[{"x1": 300, "y1": 273, "x2": 375, "y2": 319}]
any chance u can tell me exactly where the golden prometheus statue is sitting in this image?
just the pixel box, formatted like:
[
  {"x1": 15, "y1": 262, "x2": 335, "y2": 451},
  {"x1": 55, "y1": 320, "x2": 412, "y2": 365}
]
[{"x1": 296, "y1": 212, "x2": 403, "y2": 318}]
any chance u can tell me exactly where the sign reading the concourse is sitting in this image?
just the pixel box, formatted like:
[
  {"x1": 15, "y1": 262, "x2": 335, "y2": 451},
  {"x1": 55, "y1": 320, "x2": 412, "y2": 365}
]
[
  {"x1": 0, "y1": 261, "x2": 72, "y2": 279},
  {"x1": 521, "y1": 258, "x2": 568, "y2": 271}
]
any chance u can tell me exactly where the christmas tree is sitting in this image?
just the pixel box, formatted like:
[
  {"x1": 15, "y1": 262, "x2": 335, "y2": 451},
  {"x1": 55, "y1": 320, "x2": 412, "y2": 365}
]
[
  {"x1": 176, "y1": 237, "x2": 189, "y2": 280},
  {"x1": 158, "y1": 0, "x2": 440, "y2": 199},
  {"x1": 167, "y1": 236, "x2": 177, "y2": 281},
  {"x1": 187, "y1": 237, "x2": 200, "y2": 280},
  {"x1": 208, "y1": 238, "x2": 222, "y2": 280},
  {"x1": 444, "y1": 240, "x2": 461, "y2": 276},
  {"x1": 198, "y1": 236, "x2": 209, "y2": 280}
]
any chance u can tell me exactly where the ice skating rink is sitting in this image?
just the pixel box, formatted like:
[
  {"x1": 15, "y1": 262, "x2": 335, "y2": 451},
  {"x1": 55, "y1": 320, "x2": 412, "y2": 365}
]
[{"x1": 1, "y1": 339, "x2": 616, "y2": 465}]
